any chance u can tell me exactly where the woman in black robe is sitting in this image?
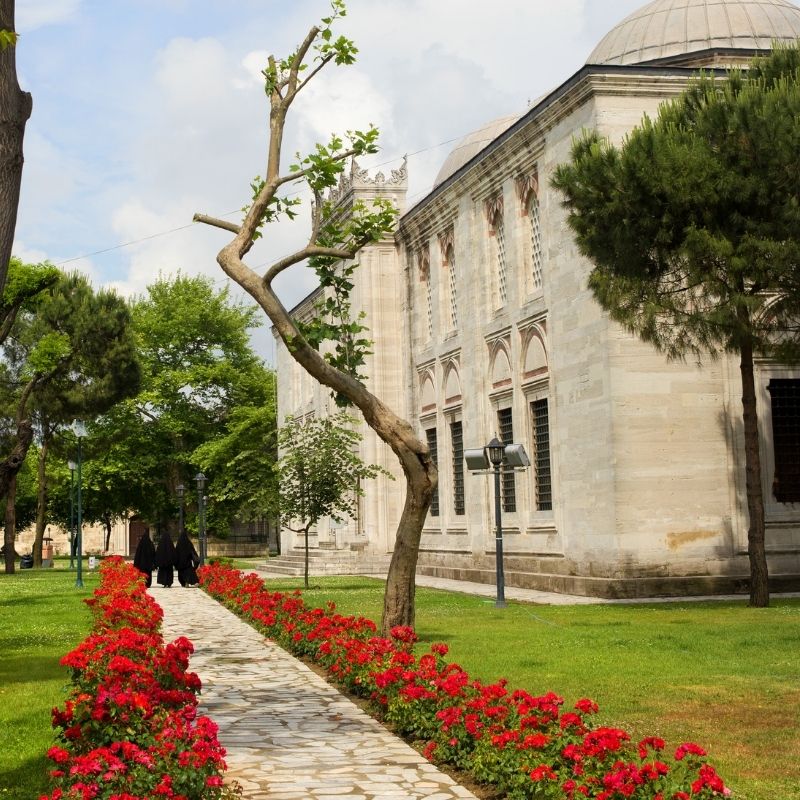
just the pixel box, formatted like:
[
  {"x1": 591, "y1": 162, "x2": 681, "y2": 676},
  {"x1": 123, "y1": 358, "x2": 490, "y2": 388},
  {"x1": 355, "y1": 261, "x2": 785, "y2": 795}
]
[
  {"x1": 154, "y1": 528, "x2": 176, "y2": 588},
  {"x1": 175, "y1": 530, "x2": 200, "y2": 587},
  {"x1": 132, "y1": 529, "x2": 156, "y2": 587}
]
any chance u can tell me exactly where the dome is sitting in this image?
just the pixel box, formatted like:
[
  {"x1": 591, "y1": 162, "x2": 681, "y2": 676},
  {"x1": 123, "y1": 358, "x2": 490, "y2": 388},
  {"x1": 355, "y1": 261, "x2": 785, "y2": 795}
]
[
  {"x1": 433, "y1": 114, "x2": 520, "y2": 188},
  {"x1": 588, "y1": 0, "x2": 800, "y2": 66}
]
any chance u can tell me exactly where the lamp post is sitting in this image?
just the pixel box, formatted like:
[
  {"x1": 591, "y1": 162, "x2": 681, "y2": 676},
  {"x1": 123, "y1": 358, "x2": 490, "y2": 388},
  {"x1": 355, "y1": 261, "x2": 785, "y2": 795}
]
[
  {"x1": 464, "y1": 438, "x2": 529, "y2": 609},
  {"x1": 177, "y1": 484, "x2": 185, "y2": 535},
  {"x1": 486, "y1": 437, "x2": 507, "y2": 608},
  {"x1": 68, "y1": 460, "x2": 76, "y2": 569},
  {"x1": 72, "y1": 421, "x2": 87, "y2": 589},
  {"x1": 195, "y1": 472, "x2": 206, "y2": 566}
]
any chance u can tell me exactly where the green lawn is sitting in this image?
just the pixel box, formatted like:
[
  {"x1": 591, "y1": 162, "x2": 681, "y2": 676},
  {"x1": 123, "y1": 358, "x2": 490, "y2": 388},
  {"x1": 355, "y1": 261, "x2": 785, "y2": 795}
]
[
  {"x1": 0, "y1": 567, "x2": 99, "y2": 800},
  {"x1": 255, "y1": 574, "x2": 800, "y2": 800}
]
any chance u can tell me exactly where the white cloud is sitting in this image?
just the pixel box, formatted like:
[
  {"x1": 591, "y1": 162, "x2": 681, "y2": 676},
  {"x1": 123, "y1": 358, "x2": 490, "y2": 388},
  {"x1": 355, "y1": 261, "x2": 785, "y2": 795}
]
[{"x1": 16, "y1": 0, "x2": 81, "y2": 31}]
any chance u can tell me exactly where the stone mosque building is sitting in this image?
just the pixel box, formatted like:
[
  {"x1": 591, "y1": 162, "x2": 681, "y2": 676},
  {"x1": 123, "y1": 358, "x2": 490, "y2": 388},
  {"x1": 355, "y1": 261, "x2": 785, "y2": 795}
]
[{"x1": 274, "y1": 0, "x2": 800, "y2": 597}]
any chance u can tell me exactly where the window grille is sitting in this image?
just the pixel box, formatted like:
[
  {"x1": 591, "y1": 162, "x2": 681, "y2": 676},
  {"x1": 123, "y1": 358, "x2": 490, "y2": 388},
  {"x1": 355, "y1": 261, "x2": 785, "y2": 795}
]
[
  {"x1": 426, "y1": 427, "x2": 440, "y2": 516},
  {"x1": 529, "y1": 193, "x2": 543, "y2": 292},
  {"x1": 447, "y1": 248, "x2": 458, "y2": 330},
  {"x1": 451, "y1": 421, "x2": 465, "y2": 515},
  {"x1": 496, "y1": 217, "x2": 508, "y2": 306},
  {"x1": 768, "y1": 379, "x2": 800, "y2": 503},
  {"x1": 497, "y1": 407, "x2": 516, "y2": 512},
  {"x1": 426, "y1": 277, "x2": 433, "y2": 340},
  {"x1": 531, "y1": 398, "x2": 552, "y2": 511}
]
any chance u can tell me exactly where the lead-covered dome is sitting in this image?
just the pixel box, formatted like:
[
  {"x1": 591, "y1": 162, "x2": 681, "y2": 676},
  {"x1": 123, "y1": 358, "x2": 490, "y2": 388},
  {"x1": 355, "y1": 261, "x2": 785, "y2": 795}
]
[
  {"x1": 433, "y1": 114, "x2": 520, "y2": 188},
  {"x1": 588, "y1": 0, "x2": 800, "y2": 66}
]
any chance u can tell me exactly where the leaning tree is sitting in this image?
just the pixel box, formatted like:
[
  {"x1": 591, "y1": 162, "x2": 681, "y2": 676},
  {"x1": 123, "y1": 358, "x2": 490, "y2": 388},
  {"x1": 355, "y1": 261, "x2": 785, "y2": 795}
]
[
  {"x1": 552, "y1": 45, "x2": 800, "y2": 607},
  {"x1": 195, "y1": 0, "x2": 436, "y2": 631}
]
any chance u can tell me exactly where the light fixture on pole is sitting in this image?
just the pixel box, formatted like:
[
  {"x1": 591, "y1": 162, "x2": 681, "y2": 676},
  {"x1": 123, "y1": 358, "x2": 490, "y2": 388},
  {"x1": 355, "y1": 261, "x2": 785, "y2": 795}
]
[
  {"x1": 71, "y1": 421, "x2": 88, "y2": 589},
  {"x1": 464, "y1": 436, "x2": 530, "y2": 609},
  {"x1": 195, "y1": 472, "x2": 206, "y2": 566},
  {"x1": 177, "y1": 484, "x2": 185, "y2": 535},
  {"x1": 68, "y1": 460, "x2": 76, "y2": 570},
  {"x1": 486, "y1": 437, "x2": 507, "y2": 608}
]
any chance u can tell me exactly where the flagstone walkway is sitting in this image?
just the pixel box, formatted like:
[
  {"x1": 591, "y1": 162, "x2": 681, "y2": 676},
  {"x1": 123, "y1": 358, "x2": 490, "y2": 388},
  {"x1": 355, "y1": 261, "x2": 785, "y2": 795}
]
[{"x1": 150, "y1": 586, "x2": 478, "y2": 800}]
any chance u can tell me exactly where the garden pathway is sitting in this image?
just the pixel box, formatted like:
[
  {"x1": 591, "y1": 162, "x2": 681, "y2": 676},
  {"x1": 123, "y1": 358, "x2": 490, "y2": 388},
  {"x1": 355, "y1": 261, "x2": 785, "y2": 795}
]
[{"x1": 150, "y1": 585, "x2": 478, "y2": 800}]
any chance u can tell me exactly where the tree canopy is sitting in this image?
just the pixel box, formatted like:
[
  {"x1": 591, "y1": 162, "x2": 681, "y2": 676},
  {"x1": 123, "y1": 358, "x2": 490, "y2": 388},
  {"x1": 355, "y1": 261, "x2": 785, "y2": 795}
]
[
  {"x1": 277, "y1": 411, "x2": 386, "y2": 587},
  {"x1": 552, "y1": 44, "x2": 800, "y2": 606}
]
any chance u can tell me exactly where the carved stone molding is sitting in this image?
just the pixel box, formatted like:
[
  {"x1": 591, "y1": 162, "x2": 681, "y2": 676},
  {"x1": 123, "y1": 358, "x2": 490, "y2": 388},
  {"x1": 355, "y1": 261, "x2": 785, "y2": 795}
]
[
  {"x1": 484, "y1": 193, "x2": 504, "y2": 231},
  {"x1": 327, "y1": 155, "x2": 408, "y2": 206},
  {"x1": 516, "y1": 169, "x2": 539, "y2": 210},
  {"x1": 418, "y1": 248, "x2": 430, "y2": 282},
  {"x1": 438, "y1": 227, "x2": 455, "y2": 263}
]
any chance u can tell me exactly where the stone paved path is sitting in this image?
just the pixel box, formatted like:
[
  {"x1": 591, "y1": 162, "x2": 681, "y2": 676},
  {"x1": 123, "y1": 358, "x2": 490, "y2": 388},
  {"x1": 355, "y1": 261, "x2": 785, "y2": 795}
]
[{"x1": 150, "y1": 586, "x2": 478, "y2": 800}]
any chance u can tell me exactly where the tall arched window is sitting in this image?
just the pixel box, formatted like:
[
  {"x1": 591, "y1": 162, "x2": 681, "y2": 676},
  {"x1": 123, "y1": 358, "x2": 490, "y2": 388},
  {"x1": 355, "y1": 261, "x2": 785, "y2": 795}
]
[
  {"x1": 486, "y1": 194, "x2": 507, "y2": 308},
  {"x1": 446, "y1": 244, "x2": 458, "y2": 331},
  {"x1": 528, "y1": 191, "x2": 543, "y2": 292}
]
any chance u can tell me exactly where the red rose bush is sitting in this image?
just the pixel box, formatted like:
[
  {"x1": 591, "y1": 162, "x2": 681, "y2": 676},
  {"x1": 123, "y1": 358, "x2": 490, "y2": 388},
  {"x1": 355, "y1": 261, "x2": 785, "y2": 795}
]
[
  {"x1": 42, "y1": 557, "x2": 237, "y2": 800},
  {"x1": 200, "y1": 562, "x2": 730, "y2": 800}
]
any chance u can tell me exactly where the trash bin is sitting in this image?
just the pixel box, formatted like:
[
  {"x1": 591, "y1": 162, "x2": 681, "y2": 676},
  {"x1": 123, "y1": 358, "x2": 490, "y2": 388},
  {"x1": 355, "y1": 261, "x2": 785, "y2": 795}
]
[{"x1": 20, "y1": 554, "x2": 33, "y2": 569}]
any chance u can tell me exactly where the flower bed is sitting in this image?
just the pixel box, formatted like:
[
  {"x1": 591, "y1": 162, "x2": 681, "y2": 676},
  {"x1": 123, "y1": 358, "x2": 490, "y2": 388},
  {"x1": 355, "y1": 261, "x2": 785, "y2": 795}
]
[
  {"x1": 200, "y1": 563, "x2": 730, "y2": 800},
  {"x1": 41, "y1": 557, "x2": 236, "y2": 800}
]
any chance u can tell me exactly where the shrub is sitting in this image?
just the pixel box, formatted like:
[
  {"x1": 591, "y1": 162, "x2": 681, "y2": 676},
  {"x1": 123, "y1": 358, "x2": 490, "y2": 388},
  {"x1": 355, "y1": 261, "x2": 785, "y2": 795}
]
[
  {"x1": 200, "y1": 563, "x2": 729, "y2": 800},
  {"x1": 41, "y1": 557, "x2": 238, "y2": 800}
]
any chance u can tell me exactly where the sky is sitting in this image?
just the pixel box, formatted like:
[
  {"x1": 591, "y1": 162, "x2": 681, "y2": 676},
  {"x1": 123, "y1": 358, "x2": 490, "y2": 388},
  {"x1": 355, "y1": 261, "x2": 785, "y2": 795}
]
[{"x1": 13, "y1": 0, "x2": 656, "y2": 360}]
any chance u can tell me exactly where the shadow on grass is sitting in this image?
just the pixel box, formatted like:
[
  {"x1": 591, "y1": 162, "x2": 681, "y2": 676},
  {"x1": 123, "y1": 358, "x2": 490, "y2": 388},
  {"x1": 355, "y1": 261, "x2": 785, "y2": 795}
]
[
  {"x1": 0, "y1": 654, "x2": 67, "y2": 686},
  {"x1": 0, "y1": 752, "x2": 51, "y2": 799}
]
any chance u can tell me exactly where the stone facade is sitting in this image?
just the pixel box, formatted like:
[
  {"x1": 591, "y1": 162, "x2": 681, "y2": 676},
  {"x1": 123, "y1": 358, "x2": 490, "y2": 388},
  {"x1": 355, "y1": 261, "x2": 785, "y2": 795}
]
[{"x1": 275, "y1": 0, "x2": 800, "y2": 596}]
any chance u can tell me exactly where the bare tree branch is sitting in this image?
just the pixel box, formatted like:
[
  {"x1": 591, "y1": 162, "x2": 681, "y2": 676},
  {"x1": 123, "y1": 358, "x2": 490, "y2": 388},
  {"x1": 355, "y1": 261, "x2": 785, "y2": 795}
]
[
  {"x1": 296, "y1": 52, "x2": 335, "y2": 96},
  {"x1": 286, "y1": 26, "x2": 320, "y2": 100},
  {"x1": 263, "y1": 245, "x2": 356, "y2": 286},
  {"x1": 192, "y1": 213, "x2": 241, "y2": 235}
]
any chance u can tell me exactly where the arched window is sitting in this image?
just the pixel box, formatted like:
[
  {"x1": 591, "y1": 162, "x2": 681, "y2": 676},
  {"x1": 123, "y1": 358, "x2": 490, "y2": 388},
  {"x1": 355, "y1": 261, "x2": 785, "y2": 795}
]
[{"x1": 528, "y1": 191, "x2": 543, "y2": 292}]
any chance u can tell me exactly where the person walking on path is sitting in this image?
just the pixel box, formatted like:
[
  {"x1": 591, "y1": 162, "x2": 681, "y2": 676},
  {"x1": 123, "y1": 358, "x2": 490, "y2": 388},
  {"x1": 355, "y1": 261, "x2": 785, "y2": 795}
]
[
  {"x1": 154, "y1": 527, "x2": 176, "y2": 588},
  {"x1": 175, "y1": 529, "x2": 200, "y2": 587},
  {"x1": 132, "y1": 528, "x2": 156, "y2": 587}
]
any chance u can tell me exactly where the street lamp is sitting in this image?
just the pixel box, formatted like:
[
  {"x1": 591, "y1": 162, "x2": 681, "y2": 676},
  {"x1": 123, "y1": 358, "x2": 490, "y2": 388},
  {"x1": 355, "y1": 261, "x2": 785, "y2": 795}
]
[
  {"x1": 72, "y1": 420, "x2": 88, "y2": 589},
  {"x1": 464, "y1": 437, "x2": 530, "y2": 609},
  {"x1": 68, "y1": 460, "x2": 76, "y2": 569},
  {"x1": 195, "y1": 472, "x2": 206, "y2": 566},
  {"x1": 486, "y1": 437, "x2": 507, "y2": 608},
  {"x1": 177, "y1": 484, "x2": 185, "y2": 535}
]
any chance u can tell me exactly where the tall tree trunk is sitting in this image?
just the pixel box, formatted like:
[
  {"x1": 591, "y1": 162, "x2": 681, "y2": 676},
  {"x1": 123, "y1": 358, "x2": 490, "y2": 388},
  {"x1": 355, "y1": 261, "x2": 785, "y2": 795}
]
[
  {"x1": 0, "y1": 417, "x2": 33, "y2": 501},
  {"x1": 3, "y1": 473, "x2": 15, "y2": 573},
  {"x1": 304, "y1": 523, "x2": 310, "y2": 590},
  {"x1": 0, "y1": 0, "x2": 32, "y2": 296},
  {"x1": 103, "y1": 512, "x2": 111, "y2": 551},
  {"x1": 33, "y1": 434, "x2": 48, "y2": 567},
  {"x1": 740, "y1": 340, "x2": 770, "y2": 607},
  {"x1": 215, "y1": 246, "x2": 437, "y2": 634}
]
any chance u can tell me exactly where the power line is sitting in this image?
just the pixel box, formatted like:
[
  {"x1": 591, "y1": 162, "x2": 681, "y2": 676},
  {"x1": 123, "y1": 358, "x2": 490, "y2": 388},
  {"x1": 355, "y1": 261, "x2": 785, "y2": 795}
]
[{"x1": 51, "y1": 126, "x2": 513, "y2": 269}]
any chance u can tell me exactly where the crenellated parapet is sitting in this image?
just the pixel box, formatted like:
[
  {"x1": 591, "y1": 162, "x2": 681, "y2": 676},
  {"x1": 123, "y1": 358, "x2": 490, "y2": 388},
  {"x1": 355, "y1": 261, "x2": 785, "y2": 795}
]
[{"x1": 327, "y1": 156, "x2": 408, "y2": 219}]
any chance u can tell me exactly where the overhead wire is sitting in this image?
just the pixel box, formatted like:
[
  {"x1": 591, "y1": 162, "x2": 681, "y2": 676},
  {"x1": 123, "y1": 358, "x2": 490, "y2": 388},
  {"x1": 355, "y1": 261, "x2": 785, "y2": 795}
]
[{"x1": 51, "y1": 127, "x2": 507, "y2": 270}]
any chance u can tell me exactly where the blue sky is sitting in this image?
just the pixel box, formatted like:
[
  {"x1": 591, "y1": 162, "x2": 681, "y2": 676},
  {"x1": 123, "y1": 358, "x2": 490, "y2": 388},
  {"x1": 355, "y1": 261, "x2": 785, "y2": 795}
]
[{"x1": 14, "y1": 0, "x2": 663, "y2": 358}]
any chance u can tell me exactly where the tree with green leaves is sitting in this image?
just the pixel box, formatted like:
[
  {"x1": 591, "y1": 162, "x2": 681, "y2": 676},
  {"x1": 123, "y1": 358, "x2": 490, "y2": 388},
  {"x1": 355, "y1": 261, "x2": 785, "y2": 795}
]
[
  {"x1": 277, "y1": 412, "x2": 386, "y2": 588},
  {"x1": 193, "y1": 400, "x2": 278, "y2": 535},
  {"x1": 68, "y1": 274, "x2": 276, "y2": 534},
  {"x1": 552, "y1": 45, "x2": 800, "y2": 607},
  {"x1": 1, "y1": 270, "x2": 141, "y2": 571},
  {"x1": 0, "y1": 1, "x2": 30, "y2": 300},
  {"x1": 195, "y1": 0, "x2": 437, "y2": 632}
]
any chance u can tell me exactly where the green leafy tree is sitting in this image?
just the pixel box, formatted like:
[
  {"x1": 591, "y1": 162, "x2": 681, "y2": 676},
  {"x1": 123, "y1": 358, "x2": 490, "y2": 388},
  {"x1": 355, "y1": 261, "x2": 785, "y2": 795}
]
[
  {"x1": 195, "y1": 0, "x2": 437, "y2": 632},
  {"x1": 193, "y1": 399, "x2": 279, "y2": 535},
  {"x1": 1, "y1": 271, "x2": 141, "y2": 571},
  {"x1": 552, "y1": 45, "x2": 800, "y2": 607},
  {"x1": 74, "y1": 274, "x2": 276, "y2": 533},
  {"x1": 277, "y1": 412, "x2": 387, "y2": 588}
]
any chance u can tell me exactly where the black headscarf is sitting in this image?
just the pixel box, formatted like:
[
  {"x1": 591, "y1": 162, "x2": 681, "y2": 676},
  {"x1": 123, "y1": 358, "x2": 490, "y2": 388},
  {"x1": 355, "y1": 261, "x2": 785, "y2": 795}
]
[
  {"x1": 154, "y1": 529, "x2": 177, "y2": 587},
  {"x1": 132, "y1": 530, "x2": 156, "y2": 587},
  {"x1": 175, "y1": 530, "x2": 200, "y2": 586}
]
